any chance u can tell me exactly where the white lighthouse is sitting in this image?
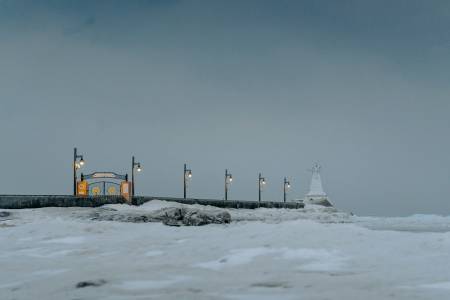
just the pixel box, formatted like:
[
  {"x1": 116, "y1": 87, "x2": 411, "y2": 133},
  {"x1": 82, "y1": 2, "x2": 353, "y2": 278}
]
[{"x1": 305, "y1": 163, "x2": 332, "y2": 206}]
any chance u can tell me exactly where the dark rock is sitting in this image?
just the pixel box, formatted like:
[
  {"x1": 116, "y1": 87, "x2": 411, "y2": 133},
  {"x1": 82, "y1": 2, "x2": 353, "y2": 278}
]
[
  {"x1": 0, "y1": 223, "x2": 15, "y2": 228},
  {"x1": 163, "y1": 218, "x2": 182, "y2": 226},
  {"x1": 154, "y1": 207, "x2": 231, "y2": 226},
  {"x1": 76, "y1": 279, "x2": 107, "y2": 288},
  {"x1": 86, "y1": 206, "x2": 231, "y2": 226},
  {"x1": 0, "y1": 211, "x2": 11, "y2": 218},
  {"x1": 155, "y1": 207, "x2": 184, "y2": 225},
  {"x1": 183, "y1": 208, "x2": 231, "y2": 226},
  {"x1": 251, "y1": 281, "x2": 291, "y2": 288}
]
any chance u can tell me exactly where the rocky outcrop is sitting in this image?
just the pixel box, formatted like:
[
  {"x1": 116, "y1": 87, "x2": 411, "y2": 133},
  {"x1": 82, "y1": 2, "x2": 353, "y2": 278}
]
[
  {"x1": 88, "y1": 206, "x2": 231, "y2": 226},
  {"x1": 180, "y1": 208, "x2": 231, "y2": 226},
  {"x1": 0, "y1": 211, "x2": 11, "y2": 218},
  {"x1": 76, "y1": 279, "x2": 107, "y2": 288}
]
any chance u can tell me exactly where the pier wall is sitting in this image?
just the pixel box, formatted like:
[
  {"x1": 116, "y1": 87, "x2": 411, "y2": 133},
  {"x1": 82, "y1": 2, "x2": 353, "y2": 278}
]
[
  {"x1": 0, "y1": 195, "x2": 126, "y2": 209},
  {"x1": 0, "y1": 195, "x2": 304, "y2": 210},
  {"x1": 133, "y1": 196, "x2": 304, "y2": 209}
]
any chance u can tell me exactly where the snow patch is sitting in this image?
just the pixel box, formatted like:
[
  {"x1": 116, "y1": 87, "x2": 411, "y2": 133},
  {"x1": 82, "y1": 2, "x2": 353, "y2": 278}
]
[
  {"x1": 0, "y1": 281, "x2": 22, "y2": 289},
  {"x1": 144, "y1": 250, "x2": 164, "y2": 257},
  {"x1": 42, "y1": 236, "x2": 86, "y2": 244},
  {"x1": 196, "y1": 247, "x2": 346, "y2": 272},
  {"x1": 31, "y1": 269, "x2": 68, "y2": 276},
  {"x1": 226, "y1": 294, "x2": 298, "y2": 300},
  {"x1": 5, "y1": 247, "x2": 77, "y2": 258},
  {"x1": 115, "y1": 277, "x2": 186, "y2": 290},
  {"x1": 281, "y1": 248, "x2": 346, "y2": 272},
  {"x1": 357, "y1": 214, "x2": 450, "y2": 232},
  {"x1": 419, "y1": 281, "x2": 450, "y2": 290},
  {"x1": 196, "y1": 248, "x2": 276, "y2": 270}
]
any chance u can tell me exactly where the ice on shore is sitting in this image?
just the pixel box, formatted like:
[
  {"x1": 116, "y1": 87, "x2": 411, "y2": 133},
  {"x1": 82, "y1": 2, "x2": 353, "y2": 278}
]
[
  {"x1": 195, "y1": 247, "x2": 346, "y2": 272},
  {"x1": 101, "y1": 200, "x2": 352, "y2": 224},
  {"x1": 357, "y1": 214, "x2": 450, "y2": 232},
  {"x1": 1, "y1": 200, "x2": 450, "y2": 300}
]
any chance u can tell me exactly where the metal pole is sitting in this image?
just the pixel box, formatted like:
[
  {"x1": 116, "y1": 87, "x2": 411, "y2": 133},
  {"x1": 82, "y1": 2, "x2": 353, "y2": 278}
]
[
  {"x1": 73, "y1": 147, "x2": 77, "y2": 196},
  {"x1": 283, "y1": 177, "x2": 287, "y2": 203},
  {"x1": 131, "y1": 156, "x2": 135, "y2": 197},
  {"x1": 225, "y1": 169, "x2": 228, "y2": 201},
  {"x1": 258, "y1": 173, "x2": 261, "y2": 203},
  {"x1": 184, "y1": 163, "x2": 187, "y2": 199}
]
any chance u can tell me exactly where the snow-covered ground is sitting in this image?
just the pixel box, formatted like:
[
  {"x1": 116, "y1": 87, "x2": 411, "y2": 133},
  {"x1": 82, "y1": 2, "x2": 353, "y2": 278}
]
[{"x1": 1, "y1": 200, "x2": 450, "y2": 300}]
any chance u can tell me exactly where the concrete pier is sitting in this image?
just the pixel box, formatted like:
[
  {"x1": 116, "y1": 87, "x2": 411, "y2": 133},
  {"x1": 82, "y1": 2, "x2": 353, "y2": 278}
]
[
  {"x1": 0, "y1": 195, "x2": 304, "y2": 210},
  {"x1": 0, "y1": 195, "x2": 126, "y2": 209}
]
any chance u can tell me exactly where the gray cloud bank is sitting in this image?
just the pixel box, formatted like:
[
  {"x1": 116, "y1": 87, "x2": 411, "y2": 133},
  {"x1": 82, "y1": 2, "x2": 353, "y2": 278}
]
[{"x1": 1, "y1": 0, "x2": 450, "y2": 216}]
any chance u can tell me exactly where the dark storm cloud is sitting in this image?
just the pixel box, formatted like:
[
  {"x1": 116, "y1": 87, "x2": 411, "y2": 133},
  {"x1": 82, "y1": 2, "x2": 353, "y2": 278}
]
[{"x1": 1, "y1": 0, "x2": 450, "y2": 216}]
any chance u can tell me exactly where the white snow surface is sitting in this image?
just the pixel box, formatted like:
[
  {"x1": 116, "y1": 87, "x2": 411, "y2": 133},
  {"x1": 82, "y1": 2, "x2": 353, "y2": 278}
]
[{"x1": 1, "y1": 200, "x2": 450, "y2": 300}]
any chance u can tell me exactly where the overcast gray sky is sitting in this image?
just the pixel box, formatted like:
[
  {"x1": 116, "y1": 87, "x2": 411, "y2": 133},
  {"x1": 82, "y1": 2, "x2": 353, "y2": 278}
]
[{"x1": 1, "y1": 0, "x2": 450, "y2": 216}]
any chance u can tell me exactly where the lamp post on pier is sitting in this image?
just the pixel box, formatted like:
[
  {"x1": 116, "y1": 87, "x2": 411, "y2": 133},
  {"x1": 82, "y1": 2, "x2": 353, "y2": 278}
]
[
  {"x1": 225, "y1": 169, "x2": 233, "y2": 201},
  {"x1": 258, "y1": 173, "x2": 266, "y2": 203},
  {"x1": 131, "y1": 156, "x2": 142, "y2": 197},
  {"x1": 183, "y1": 163, "x2": 192, "y2": 199},
  {"x1": 283, "y1": 177, "x2": 291, "y2": 203},
  {"x1": 73, "y1": 147, "x2": 85, "y2": 196}
]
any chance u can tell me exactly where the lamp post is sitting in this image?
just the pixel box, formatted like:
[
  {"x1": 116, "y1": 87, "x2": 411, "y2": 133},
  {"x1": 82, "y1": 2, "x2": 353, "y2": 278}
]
[
  {"x1": 258, "y1": 173, "x2": 266, "y2": 203},
  {"x1": 131, "y1": 156, "x2": 142, "y2": 197},
  {"x1": 183, "y1": 163, "x2": 192, "y2": 199},
  {"x1": 73, "y1": 147, "x2": 85, "y2": 196},
  {"x1": 283, "y1": 177, "x2": 291, "y2": 203},
  {"x1": 225, "y1": 169, "x2": 233, "y2": 201}
]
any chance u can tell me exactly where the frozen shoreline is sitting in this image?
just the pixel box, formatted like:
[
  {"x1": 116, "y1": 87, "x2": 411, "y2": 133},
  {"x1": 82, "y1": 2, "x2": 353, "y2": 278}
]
[{"x1": 1, "y1": 201, "x2": 450, "y2": 300}]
